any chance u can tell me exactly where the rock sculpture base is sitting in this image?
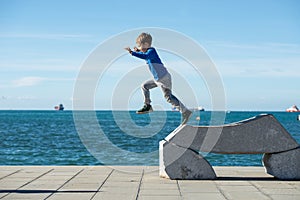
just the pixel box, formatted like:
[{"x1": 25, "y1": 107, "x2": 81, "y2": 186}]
[
  {"x1": 159, "y1": 141, "x2": 216, "y2": 180},
  {"x1": 160, "y1": 114, "x2": 300, "y2": 180},
  {"x1": 263, "y1": 147, "x2": 300, "y2": 180}
]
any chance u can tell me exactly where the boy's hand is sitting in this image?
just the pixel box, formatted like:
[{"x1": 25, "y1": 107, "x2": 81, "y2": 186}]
[
  {"x1": 124, "y1": 47, "x2": 132, "y2": 54},
  {"x1": 133, "y1": 47, "x2": 140, "y2": 52}
]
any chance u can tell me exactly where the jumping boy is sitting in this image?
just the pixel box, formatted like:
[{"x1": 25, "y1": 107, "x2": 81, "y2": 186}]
[{"x1": 125, "y1": 32, "x2": 192, "y2": 125}]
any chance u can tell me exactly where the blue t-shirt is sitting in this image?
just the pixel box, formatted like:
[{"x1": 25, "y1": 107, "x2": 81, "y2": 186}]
[{"x1": 131, "y1": 47, "x2": 168, "y2": 80}]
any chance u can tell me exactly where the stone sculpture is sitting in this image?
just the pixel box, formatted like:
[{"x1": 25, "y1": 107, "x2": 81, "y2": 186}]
[{"x1": 159, "y1": 114, "x2": 300, "y2": 180}]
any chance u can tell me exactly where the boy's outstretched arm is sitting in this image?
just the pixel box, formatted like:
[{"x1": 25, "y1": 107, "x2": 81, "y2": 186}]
[
  {"x1": 124, "y1": 47, "x2": 153, "y2": 60},
  {"x1": 124, "y1": 47, "x2": 140, "y2": 54},
  {"x1": 131, "y1": 49, "x2": 153, "y2": 60}
]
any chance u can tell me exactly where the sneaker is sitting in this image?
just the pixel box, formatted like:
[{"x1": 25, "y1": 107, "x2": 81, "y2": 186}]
[
  {"x1": 136, "y1": 104, "x2": 153, "y2": 114},
  {"x1": 181, "y1": 109, "x2": 192, "y2": 125}
]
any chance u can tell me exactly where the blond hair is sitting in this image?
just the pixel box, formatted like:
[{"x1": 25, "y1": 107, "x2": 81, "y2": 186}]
[{"x1": 136, "y1": 32, "x2": 152, "y2": 46}]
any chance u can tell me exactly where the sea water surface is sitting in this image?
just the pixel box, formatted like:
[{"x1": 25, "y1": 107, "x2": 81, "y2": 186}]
[{"x1": 0, "y1": 110, "x2": 299, "y2": 166}]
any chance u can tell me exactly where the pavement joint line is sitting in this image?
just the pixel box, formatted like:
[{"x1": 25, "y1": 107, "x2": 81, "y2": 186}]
[
  {"x1": 249, "y1": 180, "x2": 272, "y2": 200},
  {"x1": 176, "y1": 180, "x2": 183, "y2": 199},
  {"x1": 0, "y1": 169, "x2": 22, "y2": 180},
  {"x1": 0, "y1": 168, "x2": 54, "y2": 199},
  {"x1": 135, "y1": 169, "x2": 144, "y2": 200},
  {"x1": 44, "y1": 167, "x2": 85, "y2": 200},
  {"x1": 89, "y1": 168, "x2": 114, "y2": 200},
  {"x1": 215, "y1": 180, "x2": 229, "y2": 200}
]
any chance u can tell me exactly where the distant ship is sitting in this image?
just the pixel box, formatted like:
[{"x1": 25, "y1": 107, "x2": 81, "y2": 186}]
[
  {"x1": 195, "y1": 106, "x2": 205, "y2": 111},
  {"x1": 286, "y1": 105, "x2": 299, "y2": 112},
  {"x1": 54, "y1": 104, "x2": 64, "y2": 111}
]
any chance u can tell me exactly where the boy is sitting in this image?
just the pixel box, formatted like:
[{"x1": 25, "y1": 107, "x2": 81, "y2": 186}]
[{"x1": 125, "y1": 32, "x2": 192, "y2": 125}]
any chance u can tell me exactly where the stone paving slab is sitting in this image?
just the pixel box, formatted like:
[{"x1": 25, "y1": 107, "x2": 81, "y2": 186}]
[{"x1": 0, "y1": 166, "x2": 299, "y2": 200}]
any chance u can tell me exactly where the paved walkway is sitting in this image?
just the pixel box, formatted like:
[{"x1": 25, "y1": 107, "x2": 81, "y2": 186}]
[{"x1": 0, "y1": 166, "x2": 299, "y2": 200}]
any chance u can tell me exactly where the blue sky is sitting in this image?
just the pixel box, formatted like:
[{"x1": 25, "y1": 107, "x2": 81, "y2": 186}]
[{"x1": 0, "y1": 0, "x2": 299, "y2": 111}]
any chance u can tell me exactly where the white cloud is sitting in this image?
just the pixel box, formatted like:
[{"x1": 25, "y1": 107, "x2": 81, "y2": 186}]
[
  {"x1": 0, "y1": 63, "x2": 80, "y2": 72},
  {"x1": 10, "y1": 76, "x2": 75, "y2": 88},
  {"x1": 0, "y1": 33, "x2": 93, "y2": 40},
  {"x1": 17, "y1": 96, "x2": 37, "y2": 100},
  {"x1": 204, "y1": 41, "x2": 300, "y2": 78},
  {"x1": 206, "y1": 41, "x2": 300, "y2": 54},
  {"x1": 216, "y1": 57, "x2": 300, "y2": 77},
  {"x1": 12, "y1": 76, "x2": 47, "y2": 87}
]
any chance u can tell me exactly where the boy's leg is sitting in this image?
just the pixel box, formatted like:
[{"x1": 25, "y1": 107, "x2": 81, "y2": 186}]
[
  {"x1": 136, "y1": 80, "x2": 157, "y2": 114},
  {"x1": 161, "y1": 86, "x2": 188, "y2": 113},
  {"x1": 158, "y1": 73, "x2": 187, "y2": 113},
  {"x1": 159, "y1": 73, "x2": 191, "y2": 124},
  {"x1": 141, "y1": 79, "x2": 157, "y2": 105}
]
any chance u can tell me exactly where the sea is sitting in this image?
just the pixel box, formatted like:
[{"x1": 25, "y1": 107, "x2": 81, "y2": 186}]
[{"x1": 0, "y1": 110, "x2": 299, "y2": 166}]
